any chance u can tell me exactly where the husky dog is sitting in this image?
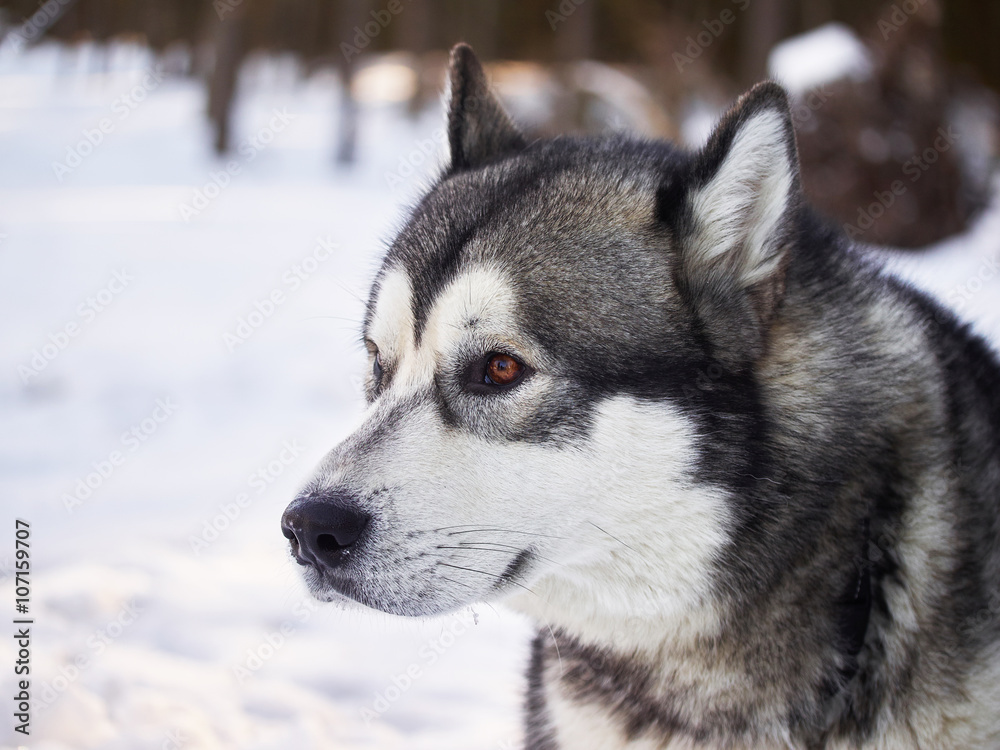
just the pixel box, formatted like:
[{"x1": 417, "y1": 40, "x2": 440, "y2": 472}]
[{"x1": 281, "y1": 44, "x2": 1000, "y2": 748}]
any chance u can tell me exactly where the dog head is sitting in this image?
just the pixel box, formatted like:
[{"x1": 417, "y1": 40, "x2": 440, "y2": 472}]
[{"x1": 282, "y1": 45, "x2": 801, "y2": 638}]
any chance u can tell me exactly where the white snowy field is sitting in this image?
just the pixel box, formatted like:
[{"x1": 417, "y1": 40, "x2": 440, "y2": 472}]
[
  {"x1": 0, "y1": 40, "x2": 998, "y2": 750},
  {"x1": 0, "y1": 42, "x2": 532, "y2": 750}
]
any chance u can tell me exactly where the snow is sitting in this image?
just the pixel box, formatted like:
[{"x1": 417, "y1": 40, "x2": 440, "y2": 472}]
[
  {"x1": 1, "y1": 39, "x2": 998, "y2": 750},
  {"x1": 0, "y1": 42, "x2": 530, "y2": 750},
  {"x1": 767, "y1": 22, "x2": 873, "y2": 95},
  {"x1": 877, "y1": 177, "x2": 1000, "y2": 342}
]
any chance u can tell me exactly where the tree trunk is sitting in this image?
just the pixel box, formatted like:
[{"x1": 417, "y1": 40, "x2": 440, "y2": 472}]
[
  {"x1": 741, "y1": 0, "x2": 787, "y2": 86},
  {"x1": 207, "y1": 5, "x2": 246, "y2": 154},
  {"x1": 334, "y1": 0, "x2": 369, "y2": 165}
]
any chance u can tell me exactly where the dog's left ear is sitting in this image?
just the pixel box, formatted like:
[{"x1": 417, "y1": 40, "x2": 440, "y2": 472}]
[
  {"x1": 663, "y1": 82, "x2": 800, "y2": 366},
  {"x1": 446, "y1": 43, "x2": 526, "y2": 171}
]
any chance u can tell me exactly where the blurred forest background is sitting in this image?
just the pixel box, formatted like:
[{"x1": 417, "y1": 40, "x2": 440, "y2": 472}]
[
  {"x1": 1, "y1": 0, "x2": 998, "y2": 247},
  {"x1": 1, "y1": 5, "x2": 999, "y2": 747}
]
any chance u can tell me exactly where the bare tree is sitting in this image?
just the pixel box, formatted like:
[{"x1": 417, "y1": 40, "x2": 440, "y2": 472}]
[
  {"x1": 207, "y1": 2, "x2": 246, "y2": 154},
  {"x1": 551, "y1": 0, "x2": 595, "y2": 133},
  {"x1": 334, "y1": 0, "x2": 370, "y2": 165},
  {"x1": 741, "y1": 0, "x2": 788, "y2": 85}
]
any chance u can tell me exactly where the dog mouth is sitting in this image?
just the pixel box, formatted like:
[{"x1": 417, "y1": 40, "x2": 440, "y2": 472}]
[
  {"x1": 492, "y1": 548, "x2": 534, "y2": 592},
  {"x1": 291, "y1": 533, "x2": 537, "y2": 616},
  {"x1": 300, "y1": 564, "x2": 369, "y2": 606}
]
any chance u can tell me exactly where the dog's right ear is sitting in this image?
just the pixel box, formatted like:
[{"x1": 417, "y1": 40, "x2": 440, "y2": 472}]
[{"x1": 446, "y1": 43, "x2": 526, "y2": 171}]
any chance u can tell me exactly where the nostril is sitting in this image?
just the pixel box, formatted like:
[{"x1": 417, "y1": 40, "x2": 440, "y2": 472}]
[
  {"x1": 281, "y1": 493, "x2": 370, "y2": 569},
  {"x1": 311, "y1": 510, "x2": 368, "y2": 553},
  {"x1": 316, "y1": 533, "x2": 343, "y2": 553}
]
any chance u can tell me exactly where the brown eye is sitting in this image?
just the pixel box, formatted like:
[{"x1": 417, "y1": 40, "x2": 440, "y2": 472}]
[{"x1": 485, "y1": 354, "x2": 524, "y2": 386}]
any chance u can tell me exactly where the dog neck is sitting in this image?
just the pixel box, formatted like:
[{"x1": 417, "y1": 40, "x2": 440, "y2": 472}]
[{"x1": 511, "y1": 514, "x2": 876, "y2": 746}]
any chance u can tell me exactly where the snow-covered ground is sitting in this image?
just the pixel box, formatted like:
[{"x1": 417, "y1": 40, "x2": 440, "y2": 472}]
[
  {"x1": 0, "y1": 41, "x2": 997, "y2": 750},
  {"x1": 0, "y1": 42, "x2": 531, "y2": 750}
]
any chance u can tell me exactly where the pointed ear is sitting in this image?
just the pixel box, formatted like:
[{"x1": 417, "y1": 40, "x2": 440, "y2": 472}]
[
  {"x1": 446, "y1": 43, "x2": 526, "y2": 171},
  {"x1": 669, "y1": 82, "x2": 800, "y2": 366}
]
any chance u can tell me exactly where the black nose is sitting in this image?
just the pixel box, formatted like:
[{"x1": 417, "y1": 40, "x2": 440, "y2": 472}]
[{"x1": 281, "y1": 494, "x2": 370, "y2": 569}]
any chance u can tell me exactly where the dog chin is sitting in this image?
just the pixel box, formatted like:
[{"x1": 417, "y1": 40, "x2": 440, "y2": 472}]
[
  {"x1": 300, "y1": 568, "x2": 458, "y2": 617},
  {"x1": 299, "y1": 565, "x2": 365, "y2": 607}
]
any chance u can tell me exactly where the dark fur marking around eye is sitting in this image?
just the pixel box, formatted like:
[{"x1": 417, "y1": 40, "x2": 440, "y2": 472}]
[{"x1": 405, "y1": 164, "x2": 554, "y2": 347}]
